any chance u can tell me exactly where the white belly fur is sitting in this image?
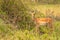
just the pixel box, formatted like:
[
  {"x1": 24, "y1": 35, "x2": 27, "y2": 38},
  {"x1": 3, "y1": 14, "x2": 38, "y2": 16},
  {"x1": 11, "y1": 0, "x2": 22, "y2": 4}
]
[{"x1": 39, "y1": 22, "x2": 47, "y2": 25}]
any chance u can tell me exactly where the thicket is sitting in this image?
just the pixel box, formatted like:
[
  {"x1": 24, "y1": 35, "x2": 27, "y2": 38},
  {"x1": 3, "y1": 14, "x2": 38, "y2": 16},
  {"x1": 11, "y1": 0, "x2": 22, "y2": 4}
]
[{"x1": 0, "y1": 0, "x2": 35, "y2": 30}]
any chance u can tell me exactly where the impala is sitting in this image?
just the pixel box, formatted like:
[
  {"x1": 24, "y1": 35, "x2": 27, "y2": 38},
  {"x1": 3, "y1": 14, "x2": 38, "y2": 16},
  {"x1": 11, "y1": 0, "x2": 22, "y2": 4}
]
[
  {"x1": 34, "y1": 18, "x2": 53, "y2": 33},
  {"x1": 34, "y1": 18, "x2": 52, "y2": 26},
  {"x1": 30, "y1": 10, "x2": 53, "y2": 33}
]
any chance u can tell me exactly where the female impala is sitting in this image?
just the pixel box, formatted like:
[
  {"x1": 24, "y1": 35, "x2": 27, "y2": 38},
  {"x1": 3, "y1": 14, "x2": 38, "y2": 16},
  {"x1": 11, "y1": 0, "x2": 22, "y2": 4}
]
[{"x1": 30, "y1": 10, "x2": 53, "y2": 33}]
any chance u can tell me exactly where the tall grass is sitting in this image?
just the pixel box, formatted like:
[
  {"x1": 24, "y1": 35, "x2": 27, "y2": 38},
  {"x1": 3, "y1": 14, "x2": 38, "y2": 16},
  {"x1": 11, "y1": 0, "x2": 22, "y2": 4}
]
[{"x1": 0, "y1": 18, "x2": 60, "y2": 40}]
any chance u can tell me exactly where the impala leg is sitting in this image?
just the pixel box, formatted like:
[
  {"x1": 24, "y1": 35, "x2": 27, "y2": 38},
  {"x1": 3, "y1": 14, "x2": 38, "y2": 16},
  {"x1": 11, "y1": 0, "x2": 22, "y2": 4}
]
[
  {"x1": 48, "y1": 22, "x2": 53, "y2": 34},
  {"x1": 50, "y1": 22, "x2": 54, "y2": 32},
  {"x1": 35, "y1": 24, "x2": 40, "y2": 34}
]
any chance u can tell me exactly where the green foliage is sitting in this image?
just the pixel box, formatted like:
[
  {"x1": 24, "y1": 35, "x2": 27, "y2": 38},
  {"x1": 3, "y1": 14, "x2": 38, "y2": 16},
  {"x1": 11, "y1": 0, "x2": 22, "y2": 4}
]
[{"x1": 0, "y1": 0, "x2": 33, "y2": 30}]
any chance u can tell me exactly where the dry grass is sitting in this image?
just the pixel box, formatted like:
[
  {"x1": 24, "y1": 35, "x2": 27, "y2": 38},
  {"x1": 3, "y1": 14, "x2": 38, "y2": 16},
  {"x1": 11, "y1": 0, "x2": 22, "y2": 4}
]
[{"x1": 28, "y1": 5, "x2": 60, "y2": 16}]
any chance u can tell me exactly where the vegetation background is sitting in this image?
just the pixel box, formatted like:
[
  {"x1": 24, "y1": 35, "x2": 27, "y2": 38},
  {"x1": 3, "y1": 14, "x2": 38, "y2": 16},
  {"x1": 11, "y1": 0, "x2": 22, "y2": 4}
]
[{"x1": 0, "y1": 0, "x2": 60, "y2": 40}]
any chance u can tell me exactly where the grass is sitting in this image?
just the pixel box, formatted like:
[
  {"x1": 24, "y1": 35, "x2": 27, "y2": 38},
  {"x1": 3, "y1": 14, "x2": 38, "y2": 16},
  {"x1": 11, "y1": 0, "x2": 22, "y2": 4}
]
[
  {"x1": 0, "y1": 18, "x2": 60, "y2": 40},
  {"x1": 27, "y1": 4, "x2": 60, "y2": 16}
]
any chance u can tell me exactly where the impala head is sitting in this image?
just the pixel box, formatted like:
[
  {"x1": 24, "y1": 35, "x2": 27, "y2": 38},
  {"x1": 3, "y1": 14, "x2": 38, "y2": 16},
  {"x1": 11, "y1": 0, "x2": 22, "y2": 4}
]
[{"x1": 30, "y1": 10, "x2": 35, "y2": 20}]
